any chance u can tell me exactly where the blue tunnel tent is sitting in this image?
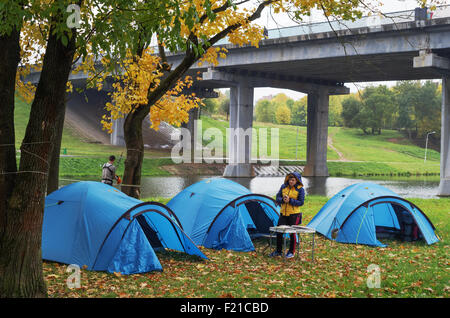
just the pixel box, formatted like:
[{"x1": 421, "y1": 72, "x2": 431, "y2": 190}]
[
  {"x1": 42, "y1": 181, "x2": 207, "y2": 274},
  {"x1": 167, "y1": 178, "x2": 280, "y2": 251},
  {"x1": 307, "y1": 183, "x2": 439, "y2": 247}
]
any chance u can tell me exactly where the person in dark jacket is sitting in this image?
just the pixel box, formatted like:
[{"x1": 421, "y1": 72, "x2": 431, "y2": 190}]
[
  {"x1": 270, "y1": 171, "x2": 305, "y2": 258},
  {"x1": 101, "y1": 155, "x2": 119, "y2": 186}
]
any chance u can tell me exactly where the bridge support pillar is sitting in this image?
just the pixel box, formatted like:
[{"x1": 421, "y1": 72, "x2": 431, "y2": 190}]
[
  {"x1": 223, "y1": 83, "x2": 254, "y2": 177},
  {"x1": 303, "y1": 88, "x2": 329, "y2": 177},
  {"x1": 111, "y1": 117, "x2": 125, "y2": 146},
  {"x1": 181, "y1": 107, "x2": 200, "y2": 163},
  {"x1": 438, "y1": 77, "x2": 450, "y2": 196}
]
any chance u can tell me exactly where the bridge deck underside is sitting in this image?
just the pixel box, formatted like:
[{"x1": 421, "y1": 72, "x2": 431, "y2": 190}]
[{"x1": 213, "y1": 51, "x2": 450, "y2": 84}]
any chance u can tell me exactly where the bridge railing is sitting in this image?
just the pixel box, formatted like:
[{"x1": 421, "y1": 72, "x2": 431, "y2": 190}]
[
  {"x1": 31, "y1": 4, "x2": 450, "y2": 74},
  {"x1": 215, "y1": 4, "x2": 450, "y2": 45}
]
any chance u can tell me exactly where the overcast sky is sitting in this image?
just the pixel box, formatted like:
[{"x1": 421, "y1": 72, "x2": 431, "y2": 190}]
[{"x1": 227, "y1": 0, "x2": 441, "y2": 103}]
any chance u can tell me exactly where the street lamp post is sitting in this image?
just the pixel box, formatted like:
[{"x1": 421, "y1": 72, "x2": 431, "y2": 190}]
[{"x1": 424, "y1": 131, "x2": 436, "y2": 163}]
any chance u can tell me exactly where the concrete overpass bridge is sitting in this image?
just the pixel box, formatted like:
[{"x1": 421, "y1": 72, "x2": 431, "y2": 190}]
[
  {"x1": 26, "y1": 6, "x2": 450, "y2": 195},
  {"x1": 164, "y1": 6, "x2": 450, "y2": 196}
]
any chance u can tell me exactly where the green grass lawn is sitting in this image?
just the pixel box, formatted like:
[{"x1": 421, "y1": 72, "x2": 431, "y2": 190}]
[
  {"x1": 330, "y1": 127, "x2": 441, "y2": 163},
  {"x1": 201, "y1": 116, "x2": 441, "y2": 177},
  {"x1": 43, "y1": 196, "x2": 449, "y2": 298},
  {"x1": 201, "y1": 116, "x2": 440, "y2": 164},
  {"x1": 14, "y1": 96, "x2": 171, "y2": 158},
  {"x1": 14, "y1": 97, "x2": 173, "y2": 178},
  {"x1": 200, "y1": 116, "x2": 339, "y2": 161},
  {"x1": 325, "y1": 161, "x2": 440, "y2": 178},
  {"x1": 59, "y1": 157, "x2": 172, "y2": 177}
]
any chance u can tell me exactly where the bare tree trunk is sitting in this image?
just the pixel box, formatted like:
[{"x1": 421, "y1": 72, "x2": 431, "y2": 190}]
[
  {"x1": 0, "y1": 19, "x2": 77, "y2": 297},
  {"x1": 46, "y1": 101, "x2": 66, "y2": 194},
  {"x1": 0, "y1": 27, "x2": 20, "y2": 220},
  {"x1": 121, "y1": 108, "x2": 146, "y2": 199}
]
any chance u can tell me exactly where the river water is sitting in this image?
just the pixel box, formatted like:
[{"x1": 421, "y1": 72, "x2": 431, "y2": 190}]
[{"x1": 60, "y1": 175, "x2": 443, "y2": 199}]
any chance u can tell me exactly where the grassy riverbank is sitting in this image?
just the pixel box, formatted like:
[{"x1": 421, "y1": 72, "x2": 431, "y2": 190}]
[
  {"x1": 278, "y1": 160, "x2": 440, "y2": 179},
  {"x1": 14, "y1": 97, "x2": 171, "y2": 158},
  {"x1": 56, "y1": 158, "x2": 441, "y2": 179},
  {"x1": 14, "y1": 99, "x2": 441, "y2": 178},
  {"x1": 55, "y1": 126, "x2": 440, "y2": 180},
  {"x1": 201, "y1": 116, "x2": 441, "y2": 177},
  {"x1": 59, "y1": 157, "x2": 173, "y2": 177},
  {"x1": 42, "y1": 195, "x2": 449, "y2": 298},
  {"x1": 200, "y1": 116, "x2": 441, "y2": 163}
]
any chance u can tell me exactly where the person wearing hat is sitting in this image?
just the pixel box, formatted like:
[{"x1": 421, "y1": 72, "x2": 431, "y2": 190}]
[{"x1": 270, "y1": 171, "x2": 305, "y2": 258}]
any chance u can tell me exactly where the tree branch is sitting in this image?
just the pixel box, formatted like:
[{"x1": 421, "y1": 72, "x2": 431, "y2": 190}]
[{"x1": 143, "y1": 0, "x2": 274, "y2": 118}]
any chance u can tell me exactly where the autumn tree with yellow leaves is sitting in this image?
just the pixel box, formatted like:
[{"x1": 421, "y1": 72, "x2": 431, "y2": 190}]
[{"x1": 98, "y1": 0, "x2": 368, "y2": 199}]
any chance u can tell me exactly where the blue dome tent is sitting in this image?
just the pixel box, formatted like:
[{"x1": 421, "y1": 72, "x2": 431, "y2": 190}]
[
  {"x1": 307, "y1": 183, "x2": 439, "y2": 247},
  {"x1": 167, "y1": 178, "x2": 280, "y2": 251},
  {"x1": 42, "y1": 181, "x2": 207, "y2": 274}
]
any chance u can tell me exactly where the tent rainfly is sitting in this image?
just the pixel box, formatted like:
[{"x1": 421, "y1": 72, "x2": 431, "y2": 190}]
[
  {"x1": 307, "y1": 182, "x2": 439, "y2": 247},
  {"x1": 167, "y1": 178, "x2": 280, "y2": 252},
  {"x1": 42, "y1": 181, "x2": 207, "y2": 274}
]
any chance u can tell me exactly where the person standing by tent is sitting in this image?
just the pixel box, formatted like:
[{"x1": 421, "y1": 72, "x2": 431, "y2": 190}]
[
  {"x1": 270, "y1": 172, "x2": 305, "y2": 258},
  {"x1": 101, "y1": 155, "x2": 121, "y2": 186}
]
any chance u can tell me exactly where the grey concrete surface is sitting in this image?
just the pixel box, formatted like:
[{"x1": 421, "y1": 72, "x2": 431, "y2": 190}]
[{"x1": 438, "y1": 77, "x2": 450, "y2": 196}]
